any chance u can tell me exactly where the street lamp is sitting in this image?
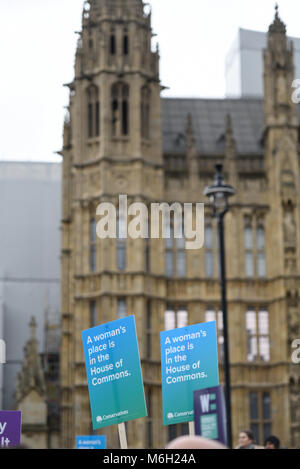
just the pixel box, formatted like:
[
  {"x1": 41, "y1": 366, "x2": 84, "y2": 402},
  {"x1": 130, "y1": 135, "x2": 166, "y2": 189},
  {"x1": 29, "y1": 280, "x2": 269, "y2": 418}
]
[{"x1": 204, "y1": 163, "x2": 235, "y2": 448}]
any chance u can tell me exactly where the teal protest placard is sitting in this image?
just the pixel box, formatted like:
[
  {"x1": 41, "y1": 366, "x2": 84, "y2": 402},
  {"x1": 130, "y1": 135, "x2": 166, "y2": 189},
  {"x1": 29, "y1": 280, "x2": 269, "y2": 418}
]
[
  {"x1": 160, "y1": 321, "x2": 219, "y2": 426},
  {"x1": 82, "y1": 315, "x2": 147, "y2": 430}
]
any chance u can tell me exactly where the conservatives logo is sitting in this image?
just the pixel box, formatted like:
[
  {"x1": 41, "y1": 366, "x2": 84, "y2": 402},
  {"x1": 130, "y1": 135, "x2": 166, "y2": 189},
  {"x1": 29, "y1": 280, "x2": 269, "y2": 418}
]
[
  {"x1": 0, "y1": 339, "x2": 6, "y2": 364},
  {"x1": 96, "y1": 410, "x2": 129, "y2": 423},
  {"x1": 167, "y1": 411, "x2": 193, "y2": 420}
]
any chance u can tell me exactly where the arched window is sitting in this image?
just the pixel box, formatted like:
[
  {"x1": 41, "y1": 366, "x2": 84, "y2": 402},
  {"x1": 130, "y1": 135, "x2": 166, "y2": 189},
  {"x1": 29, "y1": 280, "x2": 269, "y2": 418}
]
[
  {"x1": 164, "y1": 217, "x2": 186, "y2": 278},
  {"x1": 110, "y1": 28, "x2": 116, "y2": 55},
  {"x1": 90, "y1": 300, "x2": 97, "y2": 327},
  {"x1": 117, "y1": 210, "x2": 126, "y2": 271},
  {"x1": 111, "y1": 82, "x2": 129, "y2": 137},
  {"x1": 141, "y1": 86, "x2": 150, "y2": 139},
  {"x1": 145, "y1": 237, "x2": 150, "y2": 272},
  {"x1": 90, "y1": 217, "x2": 97, "y2": 272},
  {"x1": 87, "y1": 85, "x2": 100, "y2": 138},
  {"x1": 205, "y1": 223, "x2": 214, "y2": 277},
  {"x1": 164, "y1": 305, "x2": 188, "y2": 330},
  {"x1": 123, "y1": 28, "x2": 129, "y2": 55},
  {"x1": 256, "y1": 223, "x2": 266, "y2": 278},
  {"x1": 88, "y1": 29, "x2": 93, "y2": 50},
  {"x1": 244, "y1": 217, "x2": 254, "y2": 277},
  {"x1": 246, "y1": 308, "x2": 269, "y2": 362}
]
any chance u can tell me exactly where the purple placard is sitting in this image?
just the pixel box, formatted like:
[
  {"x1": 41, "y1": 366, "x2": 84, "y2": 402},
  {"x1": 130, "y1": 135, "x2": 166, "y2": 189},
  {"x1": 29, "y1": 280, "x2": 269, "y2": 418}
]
[
  {"x1": 0, "y1": 411, "x2": 22, "y2": 448},
  {"x1": 194, "y1": 385, "x2": 227, "y2": 446}
]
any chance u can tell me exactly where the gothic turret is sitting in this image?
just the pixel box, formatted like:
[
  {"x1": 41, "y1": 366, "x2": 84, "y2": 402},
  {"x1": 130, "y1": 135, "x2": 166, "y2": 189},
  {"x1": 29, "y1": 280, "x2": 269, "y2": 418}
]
[
  {"x1": 263, "y1": 4, "x2": 297, "y2": 127},
  {"x1": 66, "y1": 0, "x2": 162, "y2": 166}
]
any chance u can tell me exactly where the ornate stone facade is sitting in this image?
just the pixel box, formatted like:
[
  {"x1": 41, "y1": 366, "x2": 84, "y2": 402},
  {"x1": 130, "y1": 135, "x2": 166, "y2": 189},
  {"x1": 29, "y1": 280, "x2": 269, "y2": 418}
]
[{"x1": 60, "y1": 1, "x2": 300, "y2": 448}]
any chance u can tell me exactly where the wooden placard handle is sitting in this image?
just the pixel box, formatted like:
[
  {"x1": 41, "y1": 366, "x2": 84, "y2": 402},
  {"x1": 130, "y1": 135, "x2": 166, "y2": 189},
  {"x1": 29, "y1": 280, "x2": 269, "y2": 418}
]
[
  {"x1": 189, "y1": 421, "x2": 195, "y2": 436},
  {"x1": 118, "y1": 422, "x2": 128, "y2": 449}
]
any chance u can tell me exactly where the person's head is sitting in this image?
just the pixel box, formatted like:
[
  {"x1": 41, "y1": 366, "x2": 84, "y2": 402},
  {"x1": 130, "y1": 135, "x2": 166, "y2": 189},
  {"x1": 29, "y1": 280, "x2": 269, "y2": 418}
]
[
  {"x1": 238, "y1": 430, "x2": 255, "y2": 448},
  {"x1": 264, "y1": 435, "x2": 280, "y2": 449},
  {"x1": 166, "y1": 435, "x2": 227, "y2": 450}
]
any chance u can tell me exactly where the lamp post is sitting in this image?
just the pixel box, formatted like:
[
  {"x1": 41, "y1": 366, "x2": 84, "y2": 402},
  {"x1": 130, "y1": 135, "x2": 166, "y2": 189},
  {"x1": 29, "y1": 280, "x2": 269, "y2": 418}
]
[{"x1": 204, "y1": 164, "x2": 235, "y2": 448}]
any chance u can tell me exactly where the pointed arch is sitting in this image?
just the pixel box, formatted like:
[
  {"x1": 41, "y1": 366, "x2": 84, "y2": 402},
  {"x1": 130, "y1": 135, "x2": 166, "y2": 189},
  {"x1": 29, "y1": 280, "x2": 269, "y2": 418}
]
[
  {"x1": 141, "y1": 85, "x2": 151, "y2": 139},
  {"x1": 87, "y1": 84, "x2": 100, "y2": 138},
  {"x1": 111, "y1": 82, "x2": 129, "y2": 137},
  {"x1": 123, "y1": 27, "x2": 129, "y2": 55},
  {"x1": 110, "y1": 27, "x2": 116, "y2": 55}
]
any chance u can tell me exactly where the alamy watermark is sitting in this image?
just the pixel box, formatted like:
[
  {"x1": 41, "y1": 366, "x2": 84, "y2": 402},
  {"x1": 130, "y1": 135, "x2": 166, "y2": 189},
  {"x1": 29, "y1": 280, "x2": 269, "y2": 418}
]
[
  {"x1": 95, "y1": 195, "x2": 204, "y2": 250},
  {"x1": 0, "y1": 339, "x2": 5, "y2": 364},
  {"x1": 291, "y1": 339, "x2": 300, "y2": 364}
]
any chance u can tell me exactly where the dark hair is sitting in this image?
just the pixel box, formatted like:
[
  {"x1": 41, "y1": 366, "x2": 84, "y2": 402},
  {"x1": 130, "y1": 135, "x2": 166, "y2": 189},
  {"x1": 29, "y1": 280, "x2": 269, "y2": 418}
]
[
  {"x1": 240, "y1": 430, "x2": 255, "y2": 442},
  {"x1": 265, "y1": 435, "x2": 280, "y2": 449}
]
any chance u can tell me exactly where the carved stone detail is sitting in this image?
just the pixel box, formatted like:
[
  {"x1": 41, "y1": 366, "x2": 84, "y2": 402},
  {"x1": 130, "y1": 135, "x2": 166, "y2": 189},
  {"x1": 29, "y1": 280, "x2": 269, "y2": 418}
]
[{"x1": 15, "y1": 317, "x2": 46, "y2": 404}]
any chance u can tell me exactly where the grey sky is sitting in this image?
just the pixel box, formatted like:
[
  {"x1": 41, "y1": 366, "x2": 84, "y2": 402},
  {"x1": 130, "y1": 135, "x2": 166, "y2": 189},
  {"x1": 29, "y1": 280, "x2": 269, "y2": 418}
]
[{"x1": 0, "y1": 0, "x2": 299, "y2": 162}]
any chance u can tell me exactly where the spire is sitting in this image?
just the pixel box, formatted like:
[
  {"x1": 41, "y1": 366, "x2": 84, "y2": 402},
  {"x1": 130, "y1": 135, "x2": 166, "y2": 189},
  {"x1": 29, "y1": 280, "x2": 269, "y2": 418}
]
[
  {"x1": 269, "y1": 3, "x2": 286, "y2": 35},
  {"x1": 264, "y1": 2, "x2": 296, "y2": 127},
  {"x1": 29, "y1": 316, "x2": 37, "y2": 341}
]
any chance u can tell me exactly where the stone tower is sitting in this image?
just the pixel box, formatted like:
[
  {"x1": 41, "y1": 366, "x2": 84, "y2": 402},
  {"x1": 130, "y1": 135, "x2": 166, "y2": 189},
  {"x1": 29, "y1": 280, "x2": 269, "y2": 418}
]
[
  {"x1": 60, "y1": 0, "x2": 163, "y2": 448},
  {"x1": 263, "y1": 5, "x2": 300, "y2": 446}
]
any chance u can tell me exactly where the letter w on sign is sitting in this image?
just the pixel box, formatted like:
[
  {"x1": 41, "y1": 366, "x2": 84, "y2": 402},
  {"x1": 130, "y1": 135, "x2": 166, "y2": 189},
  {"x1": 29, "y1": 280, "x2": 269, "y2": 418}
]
[{"x1": 200, "y1": 394, "x2": 210, "y2": 413}]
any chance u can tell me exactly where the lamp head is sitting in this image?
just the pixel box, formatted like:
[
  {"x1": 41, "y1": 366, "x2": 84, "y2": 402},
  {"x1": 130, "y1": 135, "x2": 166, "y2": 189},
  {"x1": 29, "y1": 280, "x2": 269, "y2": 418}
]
[{"x1": 203, "y1": 164, "x2": 235, "y2": 217}]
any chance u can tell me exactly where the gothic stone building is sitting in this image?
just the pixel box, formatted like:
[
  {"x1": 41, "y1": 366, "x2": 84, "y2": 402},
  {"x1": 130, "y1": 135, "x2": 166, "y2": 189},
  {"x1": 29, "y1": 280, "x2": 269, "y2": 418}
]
[{"x1": 60, "y1": 0, "x2": 300, "y2": 448}]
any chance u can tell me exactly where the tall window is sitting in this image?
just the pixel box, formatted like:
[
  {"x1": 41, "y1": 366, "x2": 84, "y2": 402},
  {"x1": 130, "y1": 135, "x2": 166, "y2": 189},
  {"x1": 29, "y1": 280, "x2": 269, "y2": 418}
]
[
  {"x1": 244, "y1": 216, "x2": 266, "y2": 278},
  {"x1": 250, "y1": 391, "x2": 272, "y2": 445},
  {"x1": 168, "y1": 423, "x2": 189, "y2": 444},
  {"x1": 117, "y1": 298, "x2": 127, "y2": 319},
  {"x1": 145, "y1": 237, "x2": 150, "y2": 272},
  {"x1": 164, "y1": 220, "x2": 186, "y2": 278},
  {"x1": 146, "y1": 388, "x2": 153, "y2": 448},
  {"x1": 145, "y1": 300, "x2": 151, "y2": 358},
  {"x1": 205, "y1": 309, "x2": 224, "y2": 362},
  {"x1": 246, "y1": 308, "x2": 270, "y2": 362},
  {"x1": 123, "y1": 28, "x2": 129, "y2": 55},
  {"x1": 176, "y1": 235, "x2": 186, "y2": 278},
  {"x1": 244, "y1": 218, "x2": 254, "y2": 277},
  {"x1": 90, "y1": 218, "x2": 97, "y2": 272},
  {"x1": 145, "y1": 216, "x2": 150, "y2": 272},
  {"x1": 117, "y1": 211, "x2": 126, "y2": 271},
  {"x1": 141, "y1": 86, "x2": 150, "y2": 139},
  {"x1": 110, "y1": 29, "x2": 116, "y2": 55},
  {"x1": 256, "y1": 222, "x2": 266, "y2": 277},
  {"x1": 87, "y1": 85, "x2": 100, "y2": 138},
  {"x1": 164, "y1": 306, "x2": 188, "y2": 330},
  {"x1": 165, "y1": 224, "x2": 174, "y2": 277},
  {"x1": 205, "y1": 223, "x2": 214, "y2": 277},
  {"x1": 90, "y1": 300, "x2": 97, "y2": 328},
  {"x1": 112, "y1": 82, "x2": 129, "y2": 137}
]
